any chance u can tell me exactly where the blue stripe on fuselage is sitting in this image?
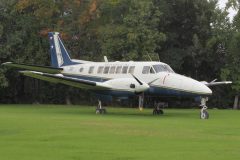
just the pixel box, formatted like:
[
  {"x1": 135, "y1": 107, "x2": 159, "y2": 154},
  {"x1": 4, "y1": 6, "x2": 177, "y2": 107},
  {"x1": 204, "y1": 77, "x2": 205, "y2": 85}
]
[{"x1": 146, "y1": 86, "x2": 198, "y2": 97}]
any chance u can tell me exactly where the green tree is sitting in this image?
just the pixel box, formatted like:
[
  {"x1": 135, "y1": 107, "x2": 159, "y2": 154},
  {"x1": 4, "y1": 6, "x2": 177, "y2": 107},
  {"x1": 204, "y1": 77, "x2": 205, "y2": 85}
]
[{"x1": 98, "y1": 0, "x2": 166, "y2": 61}]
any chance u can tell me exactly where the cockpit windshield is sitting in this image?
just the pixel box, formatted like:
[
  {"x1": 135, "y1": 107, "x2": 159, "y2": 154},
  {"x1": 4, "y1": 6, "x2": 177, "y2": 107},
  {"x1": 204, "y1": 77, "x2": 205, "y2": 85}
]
[{"x1": 153, "y1": 64, "x2": 174, "y2": 73}]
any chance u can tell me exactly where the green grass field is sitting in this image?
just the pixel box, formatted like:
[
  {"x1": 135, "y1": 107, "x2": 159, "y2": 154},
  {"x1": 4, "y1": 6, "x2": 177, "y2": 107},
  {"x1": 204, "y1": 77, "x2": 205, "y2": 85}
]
[{"x1": 0, "y1": 105, "x2": 239, "y2": 160}]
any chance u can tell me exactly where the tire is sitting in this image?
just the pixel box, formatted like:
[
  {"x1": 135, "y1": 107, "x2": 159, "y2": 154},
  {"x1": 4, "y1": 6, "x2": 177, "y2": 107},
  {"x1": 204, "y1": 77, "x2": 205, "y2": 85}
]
[
  {"x1": 200, "y1": 110, "x2": 209, "y2": 119},
  {"x1": 96, "y1": 109, "x2": 100, "y2": 114},
  {"x1": 101, "y1": 109, "x2": 106, "y2": 114},
  {"x1": 159, "y1": 110, "x2": 164, "y2": 115},
  {"x1": 153, "y1": 110, "x2": 157, "y2": 115},
  {"x1": 96, "y1": 109, "x2": 106, "y2": 114}
]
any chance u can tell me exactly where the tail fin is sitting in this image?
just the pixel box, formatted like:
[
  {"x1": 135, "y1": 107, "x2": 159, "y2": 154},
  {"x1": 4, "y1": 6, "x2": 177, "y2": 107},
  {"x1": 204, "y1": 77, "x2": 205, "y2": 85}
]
[{"x1": 48, "y1": 32, "x2": 78, "y2": 67}]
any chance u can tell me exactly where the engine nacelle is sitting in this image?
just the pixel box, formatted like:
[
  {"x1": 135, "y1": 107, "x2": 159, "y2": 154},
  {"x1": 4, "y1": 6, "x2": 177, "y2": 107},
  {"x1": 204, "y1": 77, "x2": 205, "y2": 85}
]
[{"x1": 102, "y1": 78, "x2": 149, "y2": 93}]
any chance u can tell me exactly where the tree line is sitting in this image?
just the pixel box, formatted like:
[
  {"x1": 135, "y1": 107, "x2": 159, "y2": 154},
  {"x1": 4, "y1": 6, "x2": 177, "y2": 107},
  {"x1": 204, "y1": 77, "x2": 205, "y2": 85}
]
[{"x1": 0, "y1": 0, "x2": 239, "y2": 108}]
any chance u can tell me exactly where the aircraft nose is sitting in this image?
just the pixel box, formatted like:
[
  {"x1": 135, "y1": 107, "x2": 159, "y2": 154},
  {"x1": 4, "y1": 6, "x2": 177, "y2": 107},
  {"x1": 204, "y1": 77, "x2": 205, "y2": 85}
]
[
  {"x1": 192, "y1": 81, "x2": 212, "y2": 96},
  {"x1": 177, "y1": 74, "x2": 212, "y2": 96}
]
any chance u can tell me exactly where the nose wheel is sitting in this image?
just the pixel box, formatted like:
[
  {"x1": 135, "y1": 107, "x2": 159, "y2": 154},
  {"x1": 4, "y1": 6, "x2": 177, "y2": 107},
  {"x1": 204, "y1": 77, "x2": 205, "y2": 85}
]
[{"x1": 200, "y1": 97, "x2": 209, "y2": 119}]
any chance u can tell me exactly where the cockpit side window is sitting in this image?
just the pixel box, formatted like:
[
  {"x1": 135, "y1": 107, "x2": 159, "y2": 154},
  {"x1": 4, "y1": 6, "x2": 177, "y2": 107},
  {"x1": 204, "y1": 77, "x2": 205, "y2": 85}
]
[
  {"x1": 153, "y1": 64, "x2": 174, "y2": 73},
  {"x1": 165, "y1": 65, "x2": 174, "y2": 73}
]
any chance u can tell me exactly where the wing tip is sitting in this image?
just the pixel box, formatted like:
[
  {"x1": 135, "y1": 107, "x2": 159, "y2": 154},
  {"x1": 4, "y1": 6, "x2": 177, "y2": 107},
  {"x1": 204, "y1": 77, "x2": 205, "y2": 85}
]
[{"x1": 1, "y1": 62, "x2": 12, "y2": 66}]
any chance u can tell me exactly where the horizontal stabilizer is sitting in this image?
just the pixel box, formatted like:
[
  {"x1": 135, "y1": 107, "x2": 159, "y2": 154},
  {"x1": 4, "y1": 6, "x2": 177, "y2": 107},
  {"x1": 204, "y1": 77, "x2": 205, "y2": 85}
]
[
  {"x1": 201, "y1": 81, "x2": 232, "y2": 87},
  {"x1": 2, "y1": 62, "x2": 63, "y2": 74}
]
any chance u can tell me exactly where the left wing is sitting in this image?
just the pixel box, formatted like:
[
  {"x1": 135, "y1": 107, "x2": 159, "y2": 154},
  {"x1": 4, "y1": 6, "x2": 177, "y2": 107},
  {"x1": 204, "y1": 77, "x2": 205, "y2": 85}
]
[
  {"x1": 20, "y1": 71, "x2": 111, "y2": 90},
  {"x1": 2, "y1": 62, "x2": 63, "y2": 74},
  {"x1": 19, "y1": 71, "x2": 150, "y2": 93}
]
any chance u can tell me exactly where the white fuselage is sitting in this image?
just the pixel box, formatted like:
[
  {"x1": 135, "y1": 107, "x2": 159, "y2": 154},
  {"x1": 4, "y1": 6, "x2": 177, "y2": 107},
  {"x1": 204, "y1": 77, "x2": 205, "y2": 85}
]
[{"x1": 61, "y1": 61, "x2": 212, "y2": 97}]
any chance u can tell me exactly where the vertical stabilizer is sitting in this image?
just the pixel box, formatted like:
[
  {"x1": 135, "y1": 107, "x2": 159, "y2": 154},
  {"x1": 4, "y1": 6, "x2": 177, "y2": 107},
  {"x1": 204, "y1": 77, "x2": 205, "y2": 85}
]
[{"x1": 48, "y1": 32, "x2": 78, "y2": 67}]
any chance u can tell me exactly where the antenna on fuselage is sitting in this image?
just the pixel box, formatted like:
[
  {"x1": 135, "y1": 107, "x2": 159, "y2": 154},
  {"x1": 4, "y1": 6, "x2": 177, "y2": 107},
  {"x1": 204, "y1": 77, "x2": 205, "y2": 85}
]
[
  {"x1": 104, "y1": 56, "x2": 108, "y2": 62},
  {"x1": 147, "y1": 53, "x2": 153, "y2": 61},
  {"x1": 157, "y1": 54, "x2": 161, "y2": 62}
]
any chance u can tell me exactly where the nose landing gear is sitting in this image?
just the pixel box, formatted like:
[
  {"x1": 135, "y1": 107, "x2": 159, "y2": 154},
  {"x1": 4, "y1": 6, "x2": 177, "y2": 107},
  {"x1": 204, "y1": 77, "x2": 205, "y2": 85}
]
[{"x1": 200, "y1": 97, "x2": 209, "y2": 119}]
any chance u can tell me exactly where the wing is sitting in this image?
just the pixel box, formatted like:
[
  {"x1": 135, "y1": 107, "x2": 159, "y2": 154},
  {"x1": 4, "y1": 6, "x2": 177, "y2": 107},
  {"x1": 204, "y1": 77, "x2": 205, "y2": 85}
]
[
  {"x1": 20, "y1": 71, "x2": 111, "y2": 90},
  {"x1": 2, "y1": 62, "x2": 63, "y2": 74}
]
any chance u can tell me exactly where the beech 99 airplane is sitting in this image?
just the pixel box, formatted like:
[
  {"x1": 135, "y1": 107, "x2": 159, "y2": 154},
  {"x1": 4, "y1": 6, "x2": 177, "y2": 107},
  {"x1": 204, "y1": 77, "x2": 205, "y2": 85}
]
[{"x1": 2, "y1": 32, "x2": 232, "y2": 119}]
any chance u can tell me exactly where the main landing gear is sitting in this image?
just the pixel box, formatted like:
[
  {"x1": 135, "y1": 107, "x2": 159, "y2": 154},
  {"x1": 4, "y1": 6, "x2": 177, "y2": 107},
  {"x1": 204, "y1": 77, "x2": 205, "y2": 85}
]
[
  {"x1": 200, "y1": 97, "x2": 209, "y2": 119},
  {"x1": 153, "y1": 107, "x2": 164, "y2": 115},
  {"x1": 96, "y1": 100, "x2": 106, "y2": 114},
  {"x1": 152, "y1": 102, "x2": 164, "y2": 115},
  {"x1": 138, "y1": 94, "x2": 144, "y2": 111}
]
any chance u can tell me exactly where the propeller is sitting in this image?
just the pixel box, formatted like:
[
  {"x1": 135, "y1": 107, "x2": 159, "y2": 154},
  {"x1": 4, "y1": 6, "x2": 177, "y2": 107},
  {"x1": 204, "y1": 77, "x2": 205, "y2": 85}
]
[
  {"x1": 131, "y1": 74, "x2": 143, "y2": 85},
  {"x1": 148, "y1": 78, "x2": 159, "y2": 85},
  {"x1": 130, "y1": 74, "x2": 149, "y2": 111},
  {"x1": 130, "y1": 74, "x2": 160, "y2": 111}
]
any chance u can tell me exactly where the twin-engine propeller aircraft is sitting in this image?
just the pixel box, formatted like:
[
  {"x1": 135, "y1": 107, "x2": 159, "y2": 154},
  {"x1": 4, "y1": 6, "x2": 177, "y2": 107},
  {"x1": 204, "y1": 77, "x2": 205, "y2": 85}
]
[{"x1": 2, "y1": 32, "x2": 232, "y2": 119}]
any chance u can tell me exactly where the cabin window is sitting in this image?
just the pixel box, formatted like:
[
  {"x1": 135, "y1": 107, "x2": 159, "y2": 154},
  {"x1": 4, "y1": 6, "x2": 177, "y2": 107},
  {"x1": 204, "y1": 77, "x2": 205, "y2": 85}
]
[
  {"x1": 103, "y1": 66, "x2": 110, "y2": 74},
  {"x1": 97, "y1": 66, "x2": 104, "y2": 74},
  {"x1": 109, "y1": 66, "x2": 116, "y2": 74},
  {"x1": 116, "y1": 66, "x2": 122, "y2": 74},
  {"x1": 142, "y1": 66, "x2": 150, "y2": 74},
  {"x1": 79, "y1": 67, "x2": 84, "y2": 72},
  {"x1": 122, "y1": 66, "x2": 128, "y2": 74},
  {"x1": 88, "y1": 66, "x2": 94, "y2": 74},
  {"x1": 128, "y1": 66, "x2": 135, "y2": 74}
]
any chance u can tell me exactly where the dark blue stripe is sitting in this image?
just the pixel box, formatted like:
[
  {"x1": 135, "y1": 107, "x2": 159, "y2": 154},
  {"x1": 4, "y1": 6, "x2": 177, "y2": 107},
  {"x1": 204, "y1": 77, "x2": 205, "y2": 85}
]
[{"x1": 146, "y1": 86, "x2": 198, "y2": 97}]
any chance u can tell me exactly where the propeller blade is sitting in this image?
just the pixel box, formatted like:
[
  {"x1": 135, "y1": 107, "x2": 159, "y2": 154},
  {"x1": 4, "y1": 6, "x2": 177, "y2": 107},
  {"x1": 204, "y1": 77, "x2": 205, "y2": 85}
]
[
  {"x1": 131, "y1": 74, "x2": 143, "y2": 85},
  {"x1": 210, "y1": 79, "x2": 217, "y2": 83},
  {"x1": 148, "y1": 78, "x2": 159, "y2": 85}
]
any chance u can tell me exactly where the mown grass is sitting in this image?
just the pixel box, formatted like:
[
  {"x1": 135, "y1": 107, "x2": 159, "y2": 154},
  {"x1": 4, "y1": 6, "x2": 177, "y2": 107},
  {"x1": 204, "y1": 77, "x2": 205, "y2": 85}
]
[{"x1": 0, "y1": 105, "x2": 239, "y2": 160}]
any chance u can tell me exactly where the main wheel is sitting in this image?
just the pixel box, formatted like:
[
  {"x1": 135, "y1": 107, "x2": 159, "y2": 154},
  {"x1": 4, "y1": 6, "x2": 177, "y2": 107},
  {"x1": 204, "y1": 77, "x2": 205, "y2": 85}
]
[
  {"x1": 159, "y1": 109, "x2": 164, "y2": 115},
  {"x1": 153, "y1": 109, "x2": 158, "y2": 115},
  {"x1": 153, "y1": 109, "x2": 164, "y2": 115},
  {"x1": 200, "y1": 110, "x2": 209, "y2": 119},
  {"x1": 96, "y1": 109, "x2": 100, "y2": 114},
  {"x1": 101, "y1": 109, "x2": 106, "y2": 114},
  {"x1": 96, "y1": 108, "x2": 106, "y2": 114}
]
